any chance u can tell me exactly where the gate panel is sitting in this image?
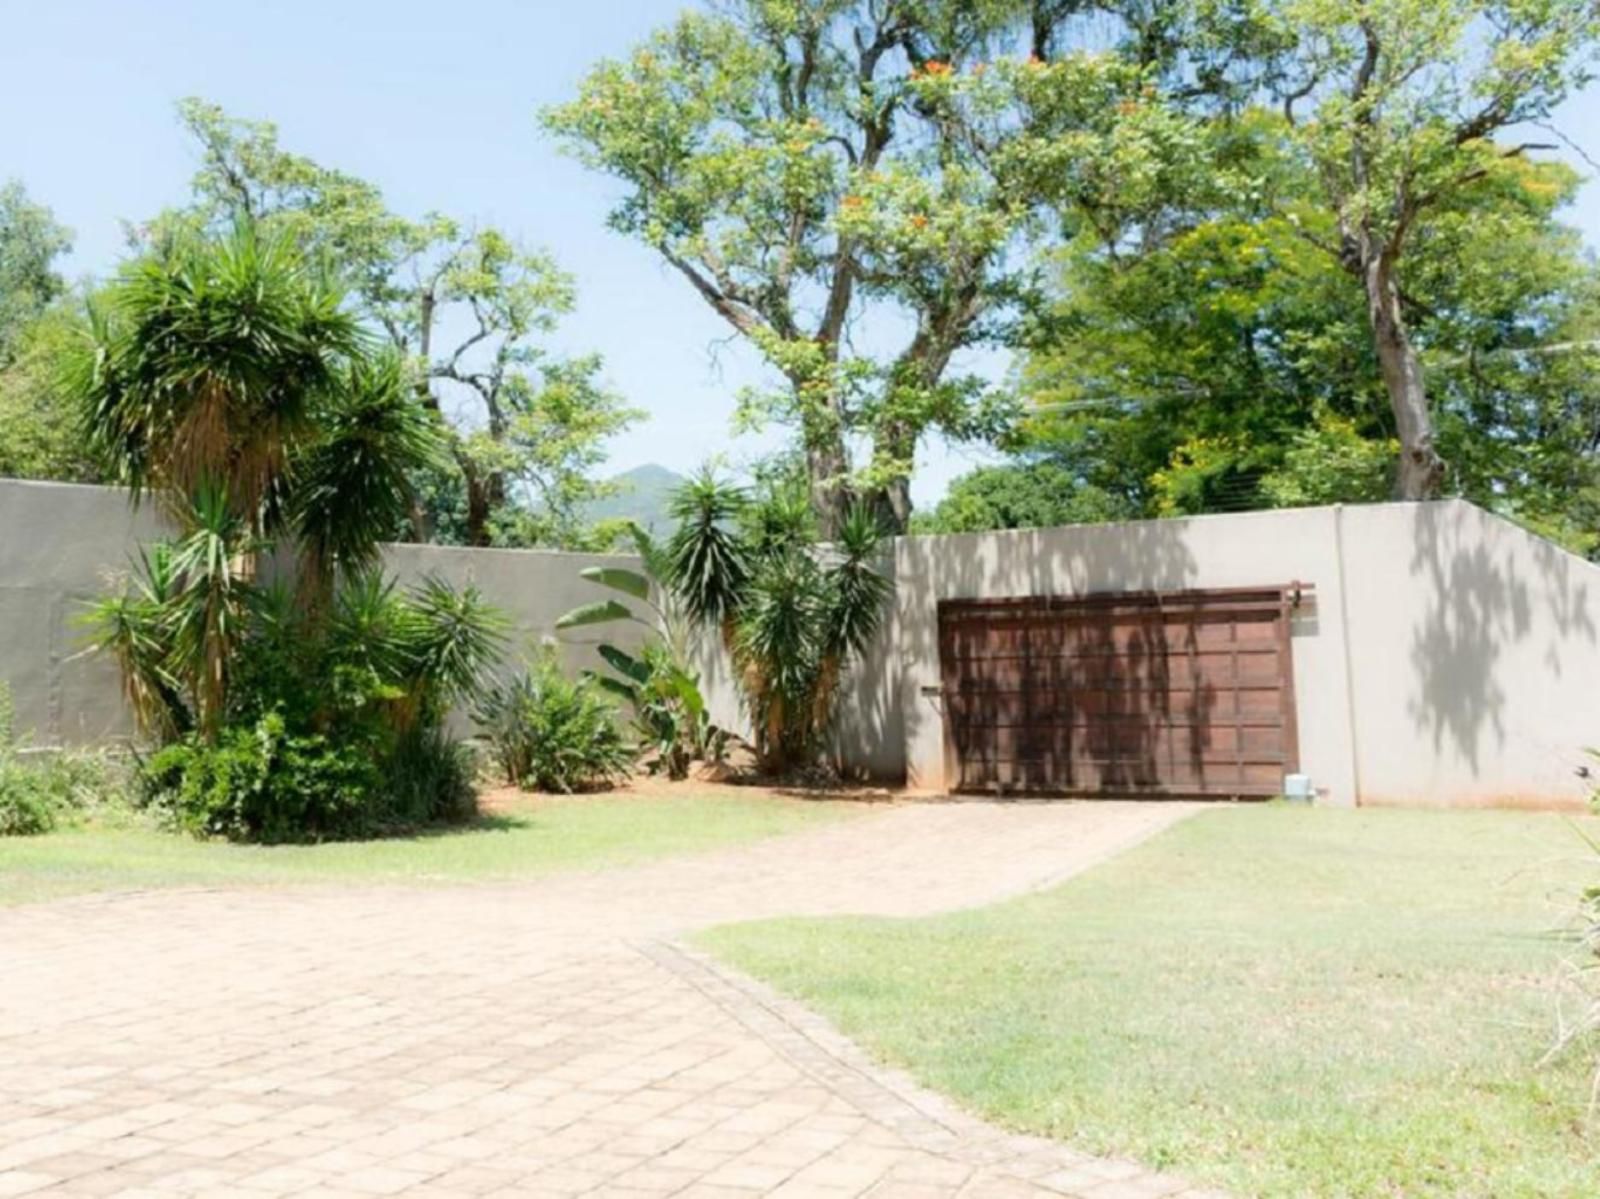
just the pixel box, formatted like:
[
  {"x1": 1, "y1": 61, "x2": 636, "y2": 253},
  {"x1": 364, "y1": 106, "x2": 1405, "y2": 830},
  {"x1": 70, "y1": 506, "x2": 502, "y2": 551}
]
[{"x1": 937, "y1": 586, "x2": 1307, "y2": 798}]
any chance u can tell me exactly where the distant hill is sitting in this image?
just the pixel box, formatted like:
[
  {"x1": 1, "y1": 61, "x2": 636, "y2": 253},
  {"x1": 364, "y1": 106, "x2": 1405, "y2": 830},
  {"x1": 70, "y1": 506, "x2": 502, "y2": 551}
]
[{"x1": 582, "y1": 464, "x2": 684, "y2": 537}]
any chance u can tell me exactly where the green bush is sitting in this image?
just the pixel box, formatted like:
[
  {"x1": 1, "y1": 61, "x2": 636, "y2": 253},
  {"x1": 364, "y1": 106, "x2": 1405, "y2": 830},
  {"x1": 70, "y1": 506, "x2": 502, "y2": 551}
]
[
  {"x1": 0, "y1": 681, "x2": 130, "y2": 835},
  {"x1": 474, "y1": 655, "x2": 633, "y2": 793},
  {"x1": 0, "y1": 775, "x2": 57, "y2": 836},
  {"x1": 141, "y1": 713, "x2": 382, "y2": 843},
  {"x1": 555, "y1": 522, "x2": 728, "y2": 780},
  {"x1": 377, "y1": 725, "x2": 479, "y2": 828},
  {"x1": 141, "y1": 715, "x2": 482, "y2": 843}
]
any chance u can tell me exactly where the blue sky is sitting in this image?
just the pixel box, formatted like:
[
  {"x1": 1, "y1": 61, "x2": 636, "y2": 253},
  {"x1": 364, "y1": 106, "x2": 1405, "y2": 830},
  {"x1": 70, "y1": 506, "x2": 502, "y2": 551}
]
[{"x1": 4, "y1": 1, "x2": 1600, "y2": 509}]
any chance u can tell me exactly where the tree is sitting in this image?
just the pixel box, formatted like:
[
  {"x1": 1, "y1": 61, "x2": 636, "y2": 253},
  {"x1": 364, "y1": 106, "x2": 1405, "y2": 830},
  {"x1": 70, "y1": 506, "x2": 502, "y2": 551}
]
[
  {"x1": 664, "y1": 471, "x2": 890, "y2": 774},
  {"x1": 0, "y1": 183, "x2": 96, "y2": 483},
  {"x1": 0, "y1": 180, "x2": 72, "y2": 364},
  {"x1": 1008, "y1": 134, "x2": 1600, "y2": 547},
  {"x1": 74, "y1": 223, "x2": 503, "y2": 842},
  {"x1": 911, "y1": 460, "x2": 1132, "y2": 533},
  {"x1": 147, "y1": 99, "x2": 639, "y2": 547},
  {"x1": 0, "y1": 302, "x2": 104, "y2": 482},
  {"x1": 72, "y1": 223, "x2": 362, "y2": 536},
  {"x1": 1264, "y1": 0, "x2": 1600, "y2": 498},
  {"x1": 545, "y1": 2, "x2": 1200, "y2": 534}
]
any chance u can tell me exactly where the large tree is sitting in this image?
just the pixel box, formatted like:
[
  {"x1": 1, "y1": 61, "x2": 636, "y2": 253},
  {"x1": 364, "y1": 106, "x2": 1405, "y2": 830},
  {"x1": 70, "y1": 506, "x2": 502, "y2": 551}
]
[
  {"x1": 544, "y1": 1, "x2": 1202, "y2": 534},
  {"x1": 1008, "y1": 143, "x2": 1600, "y2": 551},
  {"x1": 146, "y1": 100, "x2": 639, "y2": 547},
  {"x1": 0, "y1": 180, "x2": 72, "y2": 365},
  {"x1": 1263, "y1": 0, "x2": 1600, "y2": 498},
  {"x1": 0, "y1": 183, "x2": 104, "y2": 482}
]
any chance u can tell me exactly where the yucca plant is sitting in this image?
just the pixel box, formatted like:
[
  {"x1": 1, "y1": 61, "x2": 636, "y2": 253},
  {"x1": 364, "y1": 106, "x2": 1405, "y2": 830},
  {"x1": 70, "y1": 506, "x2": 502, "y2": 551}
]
[
  {"x1": 81, "y1": 543, "x2": 190, "y2": 739},
  {"x1": 665, "y1": 474, "x2": 892, "y2": 775},
  {"x1": 668, "y1": 469, "x2": 750, "y2": 637},
  {"x1": 291, "y1": 352, "x2": 446, "y2": 600},
  {"x1": 70, "y1": 221, "x2": 361, "y2": 534}
]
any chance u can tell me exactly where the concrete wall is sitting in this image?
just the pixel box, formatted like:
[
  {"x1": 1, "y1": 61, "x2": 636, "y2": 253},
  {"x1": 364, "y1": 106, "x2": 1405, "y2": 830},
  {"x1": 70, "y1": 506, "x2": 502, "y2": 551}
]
[
  {"x1": 0, "y1": 479, "x2": 658, "y2": 744},
  {"x1": 893, "y1": 505, "x2": 1356, "y2": 802},
  {"x1": 5, "y1": 479, "x2": 1596, "y2": 807},
  {"x1": 382, "y1": 541, "x2": 649, "y2": 680},
  {"x1": 1340, "y1": 501, "x2": 1599, "y2": 808},
  {"x1": 891, "y1": 500, "x2": 1600, "y2": 809},
  {"x1": 0, "y1": 481, "x2": 169, "y2": 744}
]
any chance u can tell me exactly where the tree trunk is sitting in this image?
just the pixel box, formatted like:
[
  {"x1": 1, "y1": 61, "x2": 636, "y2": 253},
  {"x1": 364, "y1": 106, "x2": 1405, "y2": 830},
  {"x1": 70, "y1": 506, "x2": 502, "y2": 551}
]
[
  {"x1": 806, "y1": 436, "x2": 851, "y2": 540},
  {"x1": 410, "y1": 290, "x2": 439, "y2": 542},
  {"x1": 1364, "y1": 255, "x2": 1444, "y2": 500},
  {"x1": 460, "y1": 466, "x2": 507, "y2": 547},
  {"x1": 463, "y1": 468, "x2": 492, "y2": 548}
]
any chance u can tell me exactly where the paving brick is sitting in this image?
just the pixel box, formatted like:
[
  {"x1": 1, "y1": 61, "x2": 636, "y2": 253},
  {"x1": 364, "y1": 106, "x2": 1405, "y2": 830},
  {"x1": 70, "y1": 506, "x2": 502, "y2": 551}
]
[{"x1": 0, "y1": 801, "x2": 1208, "y2": 1198}]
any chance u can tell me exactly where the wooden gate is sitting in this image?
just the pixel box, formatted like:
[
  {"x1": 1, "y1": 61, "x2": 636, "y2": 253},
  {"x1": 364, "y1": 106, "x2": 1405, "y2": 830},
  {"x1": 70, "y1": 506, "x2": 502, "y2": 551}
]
[{"x1": 937, "y1": 586, "x2": 1309, "y2": 798}]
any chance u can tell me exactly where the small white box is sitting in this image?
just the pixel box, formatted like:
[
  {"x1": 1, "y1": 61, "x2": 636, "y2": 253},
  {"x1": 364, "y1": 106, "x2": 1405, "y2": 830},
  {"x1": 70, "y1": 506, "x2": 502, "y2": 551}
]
[{"x1": 1283, "y1": 773, "x2": 1314, "y2": 802}]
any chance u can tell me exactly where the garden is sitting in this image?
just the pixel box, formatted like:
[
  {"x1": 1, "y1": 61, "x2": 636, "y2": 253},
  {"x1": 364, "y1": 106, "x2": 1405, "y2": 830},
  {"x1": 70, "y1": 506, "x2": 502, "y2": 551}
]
[
  {"x1": 0, "y1": 219, "x2": 892, "y2": 856},
  {"x1": 4, "y1": 3, "x2": 1600, "y2": 1195},
  {"x1": 704, "y1": 805, "x2": 1600, "y2": 1198}
]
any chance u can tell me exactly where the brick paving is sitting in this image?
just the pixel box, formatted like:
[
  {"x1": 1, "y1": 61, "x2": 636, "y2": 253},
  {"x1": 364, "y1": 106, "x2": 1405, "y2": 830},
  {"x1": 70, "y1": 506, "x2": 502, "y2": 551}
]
[{"x1": 0, "y1": 799, "x2": 1223, "y2": 1198}]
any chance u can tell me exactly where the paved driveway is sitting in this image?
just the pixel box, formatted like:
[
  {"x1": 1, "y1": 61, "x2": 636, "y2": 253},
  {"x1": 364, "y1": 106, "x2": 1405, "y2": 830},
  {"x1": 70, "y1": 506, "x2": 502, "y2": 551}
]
[{"x1": 0, "y1": 800, "x2": 1218, "y2": 1199}]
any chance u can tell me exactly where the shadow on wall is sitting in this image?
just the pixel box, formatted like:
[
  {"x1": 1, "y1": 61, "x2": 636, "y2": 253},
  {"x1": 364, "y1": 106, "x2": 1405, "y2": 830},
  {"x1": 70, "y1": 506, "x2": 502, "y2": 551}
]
[
  {"x1": 900, "y1": 518, "x2": 1201, "y2": 790},
  {"x1": 1406, "y1": 502, "x2": 1596, "y2": 776}
]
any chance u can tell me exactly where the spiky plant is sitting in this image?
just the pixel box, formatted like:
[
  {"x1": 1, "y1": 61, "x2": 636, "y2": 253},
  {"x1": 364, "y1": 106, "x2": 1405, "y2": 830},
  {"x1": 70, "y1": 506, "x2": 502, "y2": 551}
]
[
  {"x1": 164, "y1": 485, "x2": 260, "y2": 738},
  {"x1": 291, "y1": 352, "x2": 445, "y2": 598},
  {"x1": 81, "y1": 543, "x2": 190, "y2": 739},
  {"x1": 71, "y1": 222, "x2": 361, "y2": 532},
  {"x1": 667, "y1": 469, "x2": 749, "y2": 636}
]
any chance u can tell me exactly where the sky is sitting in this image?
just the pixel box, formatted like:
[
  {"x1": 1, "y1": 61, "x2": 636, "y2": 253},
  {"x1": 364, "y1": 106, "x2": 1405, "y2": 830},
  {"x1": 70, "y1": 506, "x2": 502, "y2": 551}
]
[{"x1": 5, "y1": 0, "x2": 1600, "y2": 510}]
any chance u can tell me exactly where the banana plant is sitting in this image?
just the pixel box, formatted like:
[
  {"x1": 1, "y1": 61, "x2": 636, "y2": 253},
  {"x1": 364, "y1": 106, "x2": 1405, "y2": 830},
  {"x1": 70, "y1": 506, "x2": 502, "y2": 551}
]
[{"x1": 555, "y1": 521, "x2": 723, "y2": 778}]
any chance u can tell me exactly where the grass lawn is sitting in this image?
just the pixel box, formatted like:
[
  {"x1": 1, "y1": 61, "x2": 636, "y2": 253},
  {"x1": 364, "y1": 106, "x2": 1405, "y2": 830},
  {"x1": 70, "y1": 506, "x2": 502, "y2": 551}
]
[
  {"x1": 0, "y1": 787, "x2": 854, "y2": 908},
  {"x1": 701, "y1": 805, "x2": 1600, "y2": 1199}
]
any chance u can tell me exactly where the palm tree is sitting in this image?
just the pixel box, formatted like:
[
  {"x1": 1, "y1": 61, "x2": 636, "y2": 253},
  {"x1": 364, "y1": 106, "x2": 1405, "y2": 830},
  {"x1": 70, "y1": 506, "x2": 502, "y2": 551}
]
[
  {"x1": 290, "y1": 351, "x2": 445, "y2": 600},
  {"x1": 666, "y1": 474, "x2": 891, "y2": 774},
  {"x1": 71, "y1": 221, "x2": 361, "y2": 534}
]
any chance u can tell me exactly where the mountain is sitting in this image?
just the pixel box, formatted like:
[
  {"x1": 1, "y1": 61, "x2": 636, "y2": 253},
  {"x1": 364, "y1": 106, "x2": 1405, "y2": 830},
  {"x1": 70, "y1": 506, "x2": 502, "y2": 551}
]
[{"x1": 583, "y1": 464, "x2": 685, "y2": 537}]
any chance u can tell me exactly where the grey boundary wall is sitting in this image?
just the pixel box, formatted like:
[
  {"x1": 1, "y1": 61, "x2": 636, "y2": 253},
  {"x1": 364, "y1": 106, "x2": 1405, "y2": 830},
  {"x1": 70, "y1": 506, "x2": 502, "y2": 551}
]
[{"x1": 3, "y1": 478, "x2": 1596, "y2": 808}]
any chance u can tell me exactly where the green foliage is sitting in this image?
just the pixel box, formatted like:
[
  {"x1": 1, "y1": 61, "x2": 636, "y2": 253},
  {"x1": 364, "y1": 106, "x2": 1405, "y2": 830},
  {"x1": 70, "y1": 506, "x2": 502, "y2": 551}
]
[
  {"x1": 0, "y1": 302, "x2": 106, "y2": 483},
  {"x1": 141, "y1": 714, "x2": 381, "y2": 843},
  {"x1": 912, "y1": 462, "x2": 1133, "y2": 534},
  {"x1": 0, "y1": 180, "x2": 72, "y2": 364},
  {"x1": 132, "y1": 570, "x2": 498, "y2": 844},
  {"x1": 70, "y1": 222, "x2": 361, "y2": 517},
  {"x1": 664, "y1": 475, "x2": 892, "y2": 774},
  {"x1": 0, "y1": 682, "x2": 128, "y2": 836},
  {"x1": 556, "y1": 521, "x2": 721, "y2": 780},
  {"x1": 0, "y1": 781, "x2": 55, "y2": 837},
  {"x1": 668, "y1": 471, "x2": 750, "y2": 630},
  {"x1": 472, "y1": 654, "x2": 632, "y2": 793},
  {"x1": 380, "y1": 725, "x2": 479, "y2": 829},
  {"x1": 67, "y1": 220, "x2": 508, "y2": 842},
  {"x1": 290, "y1": 351, "x2": 446, "y2": 589},
  {"x1": 1258, "y1": 414, "x2": 1398, "y2": 508},
  {"x1": 1016, "y1": 140, "x2": 1600, "y2": 543},
  {"x1": 544, "y1": 3, "x2": 1196, "y2": 530},
  {"x1": 151, "y1": 99, "x2": 640, "y2": 549}
]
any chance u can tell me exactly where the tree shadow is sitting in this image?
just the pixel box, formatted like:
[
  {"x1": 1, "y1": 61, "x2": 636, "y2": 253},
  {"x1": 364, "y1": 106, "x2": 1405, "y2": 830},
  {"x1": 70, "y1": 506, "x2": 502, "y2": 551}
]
[
  {"x1": 897, "y1": 517, "x2": 1202, "y2": 792},
  {"x1": 1404, "y1": 502, "x2": 1596, "y2": 776}
]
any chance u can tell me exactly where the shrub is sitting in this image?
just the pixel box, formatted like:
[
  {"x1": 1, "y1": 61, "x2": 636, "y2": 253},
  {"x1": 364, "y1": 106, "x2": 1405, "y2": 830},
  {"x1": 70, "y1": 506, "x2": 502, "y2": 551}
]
[
  {"x1": 667, "y1": 477, "x2": 891, "y2": 774},
  {"x1": 141, "y1": 713, "x2": 383, "y2": 843},
  {"x1": 377, "y1": 724, "x2": 479, "y2": 828},
  {"x1": 0, "y1": 777, "x2": 56, "y2": 836},
  {"x1": 0, "y1": 682, "x2": 131, "y2": 835},
  {"x1": 474, "y1": 655, "x2": 633, "y2": 793},
  {"x1": 556, "y1": 521, "x2": 725, "y2": 780}
]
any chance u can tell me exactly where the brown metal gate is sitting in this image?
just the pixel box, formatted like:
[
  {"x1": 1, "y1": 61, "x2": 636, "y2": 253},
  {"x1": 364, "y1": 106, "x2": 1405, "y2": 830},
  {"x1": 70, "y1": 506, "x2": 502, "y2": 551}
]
[{"x1": 937, "y1": 585, "x2": 1309, "y2": 798}]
